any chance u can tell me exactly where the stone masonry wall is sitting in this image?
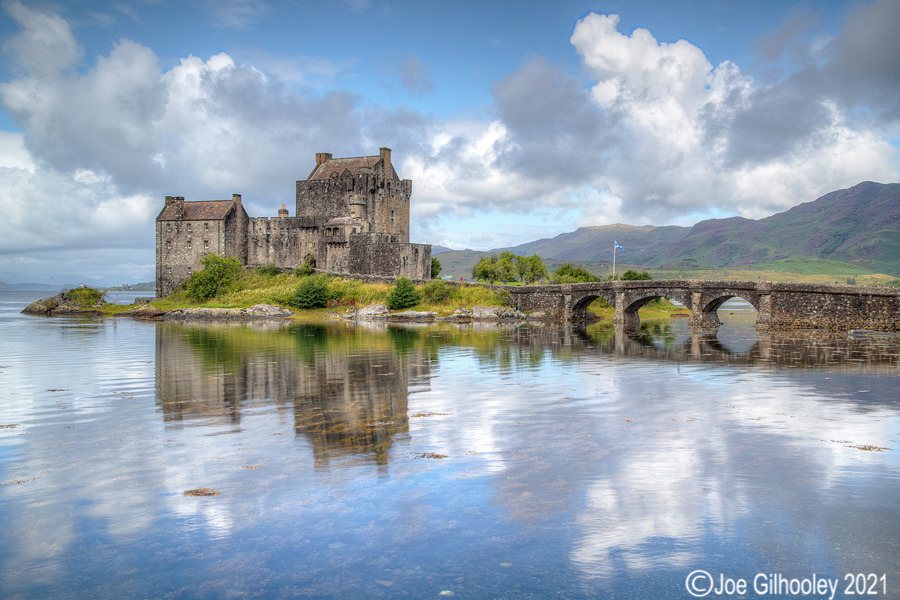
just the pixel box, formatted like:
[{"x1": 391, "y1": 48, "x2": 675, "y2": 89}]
[
  {"x1": 500, "y1": 280, "x2": 900, "y2": 332},
  {"x1": 764, "y1": 283, "x2": 900, "y2": 331}
]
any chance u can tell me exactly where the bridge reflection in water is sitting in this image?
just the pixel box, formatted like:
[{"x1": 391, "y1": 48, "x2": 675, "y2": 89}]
[{"x1": 154, "y1": 318, "x2": 900, "y2": 467}]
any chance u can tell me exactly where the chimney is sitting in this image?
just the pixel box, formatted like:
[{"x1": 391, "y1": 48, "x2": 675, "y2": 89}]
[
  {"x1": 166, "y1": 195, "x2": 185, "y2": 219},
  {"x1": 379, "y1": 147, "x2": 391, "y2": 169},
  {"x1": 316, "y1": 152, "x2": 332, "y2": 165},
  {"x1": 278, "y1": 203, "x2": 289, "y2": 218},
  {"x1": 232, "y1": 193, "x2": 242, "y2": 208}
]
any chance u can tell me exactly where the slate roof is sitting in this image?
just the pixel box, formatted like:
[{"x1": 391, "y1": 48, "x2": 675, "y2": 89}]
[
  {"x1": 308, "y1": 156, "x2": 380, "y2": 181},
  {"x1": 158, "y1": 200, "x2": 234, "y2": 221}
]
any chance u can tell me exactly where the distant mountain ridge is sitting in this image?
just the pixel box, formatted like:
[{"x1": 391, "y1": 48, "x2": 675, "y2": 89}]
[
  {"x1": 495, "y1": 224, "x2": 689, "y2": 264},
  {"x1": 645, "y1": 181, "x2": 900, "y2": 275},
  {"x1": 481, "y1": 181, "x2": 899, "y2": 276}
]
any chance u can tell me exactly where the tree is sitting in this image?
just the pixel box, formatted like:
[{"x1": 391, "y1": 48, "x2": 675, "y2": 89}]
[
  {"x1": 515, "y1": 254, "x2": 547, "y2": 284},
  {"x1": 431, "y1": 257, "x2": 442, "y2": 279},
  {"x1": 387, "y1": 277, "x2": 421, "y2": 310},
  {"x1": 185, "y1": 254, "x2": 243, "y2": 302},
  {"x1": 621, "y1": 270, "x2": 652, "y2": 280},
  {"x1": 553, "y1": 263, "x2": 600, "y2": 283},
  {"x1": 497, "y1": 251, "x2": 518, "y2": 283},
  {"x1": 291, "y1": 274, "x2": 330, "y2": 308},
  {"x1": 472, "y1": 256, "x2": 500, "y2": 284}
]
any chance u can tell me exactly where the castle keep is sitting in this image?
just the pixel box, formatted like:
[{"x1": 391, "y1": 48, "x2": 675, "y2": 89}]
[{"x1": 156, "y1": 147, "x2": 431, "y2": 297}]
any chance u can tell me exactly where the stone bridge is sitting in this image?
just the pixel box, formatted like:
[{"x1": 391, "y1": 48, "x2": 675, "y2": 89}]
[{"x1": 501, "y1": 280, "x2": 900, "y2": 332}]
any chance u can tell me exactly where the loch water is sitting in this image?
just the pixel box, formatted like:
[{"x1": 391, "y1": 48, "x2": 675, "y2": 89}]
[{"x1": 1, "y1": 291, "x2": 899, "y2": 599}]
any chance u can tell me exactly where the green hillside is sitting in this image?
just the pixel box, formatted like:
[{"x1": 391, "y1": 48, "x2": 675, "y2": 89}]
[
  {"x1": 646, "y1": 182, "x2": 900, "y2": 276},
  {"x1": 435, "y1": 181, "x2": 899, "y2": 281},
  {"x1": 751, "y1": 256, "x2": 874, "y2": 275},
  {"x1": 496, "y1": 224, "x2": 689, "y2": 263}
]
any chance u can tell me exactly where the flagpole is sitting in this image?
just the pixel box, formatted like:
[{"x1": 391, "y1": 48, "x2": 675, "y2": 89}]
[{"x1": 613, "y1": 242, "x2": 616, "y2": 279}]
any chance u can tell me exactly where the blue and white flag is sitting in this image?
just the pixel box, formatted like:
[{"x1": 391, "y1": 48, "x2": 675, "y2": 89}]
[{"x1": 614, "y1": 241, "x2": 623, "y2": 250}]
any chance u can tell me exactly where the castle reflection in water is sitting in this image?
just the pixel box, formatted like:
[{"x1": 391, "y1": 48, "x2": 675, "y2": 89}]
[
  {"x1": 154, "y1": 319, "x2": 900, "y2": 466},
  {"x1": 154, "y1": 322, "x2": 433, "y2": 466}
]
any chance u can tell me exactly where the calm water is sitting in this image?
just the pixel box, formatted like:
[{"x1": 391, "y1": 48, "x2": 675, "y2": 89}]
[{"x1": 1, "y1": 291, "x2": 899, "y2": 599}]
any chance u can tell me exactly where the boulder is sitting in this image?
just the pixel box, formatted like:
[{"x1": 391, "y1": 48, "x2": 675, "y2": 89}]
[
  {"x1": 354, "y1": 304, "x2": 389, "y2": 319},
  {"x1": 244, "y1": 304, "x2": 293, "y2": 317},
  {"x1": 123, "y1": 305, "x2": 165, "y2": 319},
  {"x1": 472, "y1": 306, "x2": 503, "y2": 319},
  {"x1": 386, "y1": 310, "x2": 436, "y2": 322},
  {"x1": 22, "y1": 295, "x2": 61, "y2": 314}
]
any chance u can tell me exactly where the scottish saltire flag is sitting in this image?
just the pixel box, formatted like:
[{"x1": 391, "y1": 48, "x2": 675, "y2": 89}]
[{"x1": 614, "y1": 241, "x2": 623, "y2": 250}]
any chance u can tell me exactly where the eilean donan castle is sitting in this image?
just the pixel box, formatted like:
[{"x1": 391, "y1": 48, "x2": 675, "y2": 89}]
[{"x1": 156, "y1": 147, "x2": 432, "y2": 297}]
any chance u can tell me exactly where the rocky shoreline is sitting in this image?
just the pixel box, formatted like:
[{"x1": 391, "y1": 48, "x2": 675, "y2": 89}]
[
  {"x1": 22, "y1": 294, "x2": 549, "y2": 323},
  {"x1": 346, "y1": 304, "x2": 548, "y2": 323}
]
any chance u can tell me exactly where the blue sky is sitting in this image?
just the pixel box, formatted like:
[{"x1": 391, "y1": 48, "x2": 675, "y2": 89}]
[{"x1": 0, "y1": 0, "x2": 897, "y2": 284}]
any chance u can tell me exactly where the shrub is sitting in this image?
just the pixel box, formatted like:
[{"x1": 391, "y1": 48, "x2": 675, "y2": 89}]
[
  {"x1": 256, "y1": 263, "x2": 279, "y2": 276},
  {"x1": 621, "y1": 270, "x2": 652, "y2": 280},
  {"x1": 431, "y1": 257, "x2": 442, "y2": 279},
  {"x1": 387, "y1": 277, "x2": 421, "y2": 310},
  {"x1": 68, "y1": 287, "x2": 104, "y2": 307},
  {"x1": 185, "y1": 254, "x2": 243, "y2": 302},
  {"x1": 422, "y1": 280, "x2": 450, "y2": 304},
  {"x1": 294, "y1": 257, "x2": 314, "y2": 277},
  {"x1": 291, "y1": 274, "x2": 330, "y2": 309},
  {"x1": 553, "y1": 263, "x2": 601, "y2": 283}
]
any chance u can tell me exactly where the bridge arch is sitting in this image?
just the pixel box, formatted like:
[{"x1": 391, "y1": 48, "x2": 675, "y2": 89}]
[
  {"x1": 691, "y1": 291, "x2": 761, "y2": 330},
  {"x1": 570, "y1": 290, "x2": 616, "y2": 322},
  {"x1": 617, "y1": 288, "x2": 693, "y2": 332}
]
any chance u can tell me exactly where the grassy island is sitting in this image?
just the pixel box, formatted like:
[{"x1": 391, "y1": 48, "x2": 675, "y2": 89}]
[{"x1": 89, "y1": 269, "x2": 688, "y2": 322}]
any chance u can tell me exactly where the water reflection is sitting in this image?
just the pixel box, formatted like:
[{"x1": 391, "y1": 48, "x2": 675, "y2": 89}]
[
  {"x1": 2, "y1": 304, "x2": 898, "y2": 599},
  {"x1": 156, "y1": 322, "x2": 427, "y2": 466}
]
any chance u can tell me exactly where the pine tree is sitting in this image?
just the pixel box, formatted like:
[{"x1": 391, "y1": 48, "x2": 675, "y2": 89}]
[{"x1": 387, "y1": 277, "x2": 421, "y2": 310}]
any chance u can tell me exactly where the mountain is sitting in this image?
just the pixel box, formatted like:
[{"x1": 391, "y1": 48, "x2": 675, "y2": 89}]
[
  {"x1": 436, "y1": 180, "x2": 900, "y2": 279},
  {"x1": 646, "y1": 181, "x2": 900, "y2": 275},
  {"x1": 0, "y1": 280, "x2": 67, "y2": 292},
  {"x1": 496, "y1": 224, "x2": 689, "y2": 263},
  {"x1": 430, "y1": 245, "x2": 457, "y2": 255}
]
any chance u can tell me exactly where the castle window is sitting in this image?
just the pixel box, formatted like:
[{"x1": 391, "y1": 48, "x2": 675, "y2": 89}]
[
  {"x1": 204, "y1": 223, "x2": 209, "y2": 231},
  {"x1": 166, "y1": 241, "x2": 172, "y2": 250},
  {"x1": 391, "y1": 210, "x2": 395, "y2": 228},
  {"x1": 204, "y1": 240, "x2": 209, "y2": 249},
  {"x1": 186, "y1": 239, "x2": 192, "y2": 249},
  {"x1": 187, "y1": 224, "x2": 192, "y2": 233},
  {"x1": 166, "y1": 223, "x2": 171, "y2": 233}
]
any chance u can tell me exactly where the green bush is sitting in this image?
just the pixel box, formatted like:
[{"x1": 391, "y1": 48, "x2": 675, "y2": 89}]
[
  {"x1": 291, "y1": 274, "x2": 330, "y2": 309},
  {"x1": 294, "y1": 257, "x2": 314, "y2": 277},
  {"x1": 387, "y1": 277, "x2": 421, "y2": 310},
  {"x1": 256, "y1": 263, "x2": 279, "y2": 276},
  {"x1": 431, "y1": 257, "x2": 442, "y2": 279},
  {"x1": 553, "y1": 263, "x2": 601, "y2": 283},
  {"x1": 422, "y1": 280, "x2": 450, "y2": 303},
  {"x1": 185, "y1": 254, "x2": 243, "y2": 302},
  {"x1": 68, "y1": 287, "x2": 104, "y2": 306},
  {"x1": 621, "y1": 270, "x2": 652, "y2": 280}
]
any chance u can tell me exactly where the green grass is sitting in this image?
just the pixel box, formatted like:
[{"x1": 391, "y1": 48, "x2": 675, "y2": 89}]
[
  {"x1": 750, "y1": 255, "x2": 874, "y2": 275},
  {"x1": 136, "y1": 272, "x2": 509, "y2": 319}
]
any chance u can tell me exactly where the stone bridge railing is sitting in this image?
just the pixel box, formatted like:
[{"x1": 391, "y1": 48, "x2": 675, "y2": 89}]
[{"x1": 501, "y1": 280, "x2": 900, "y2": 332}]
